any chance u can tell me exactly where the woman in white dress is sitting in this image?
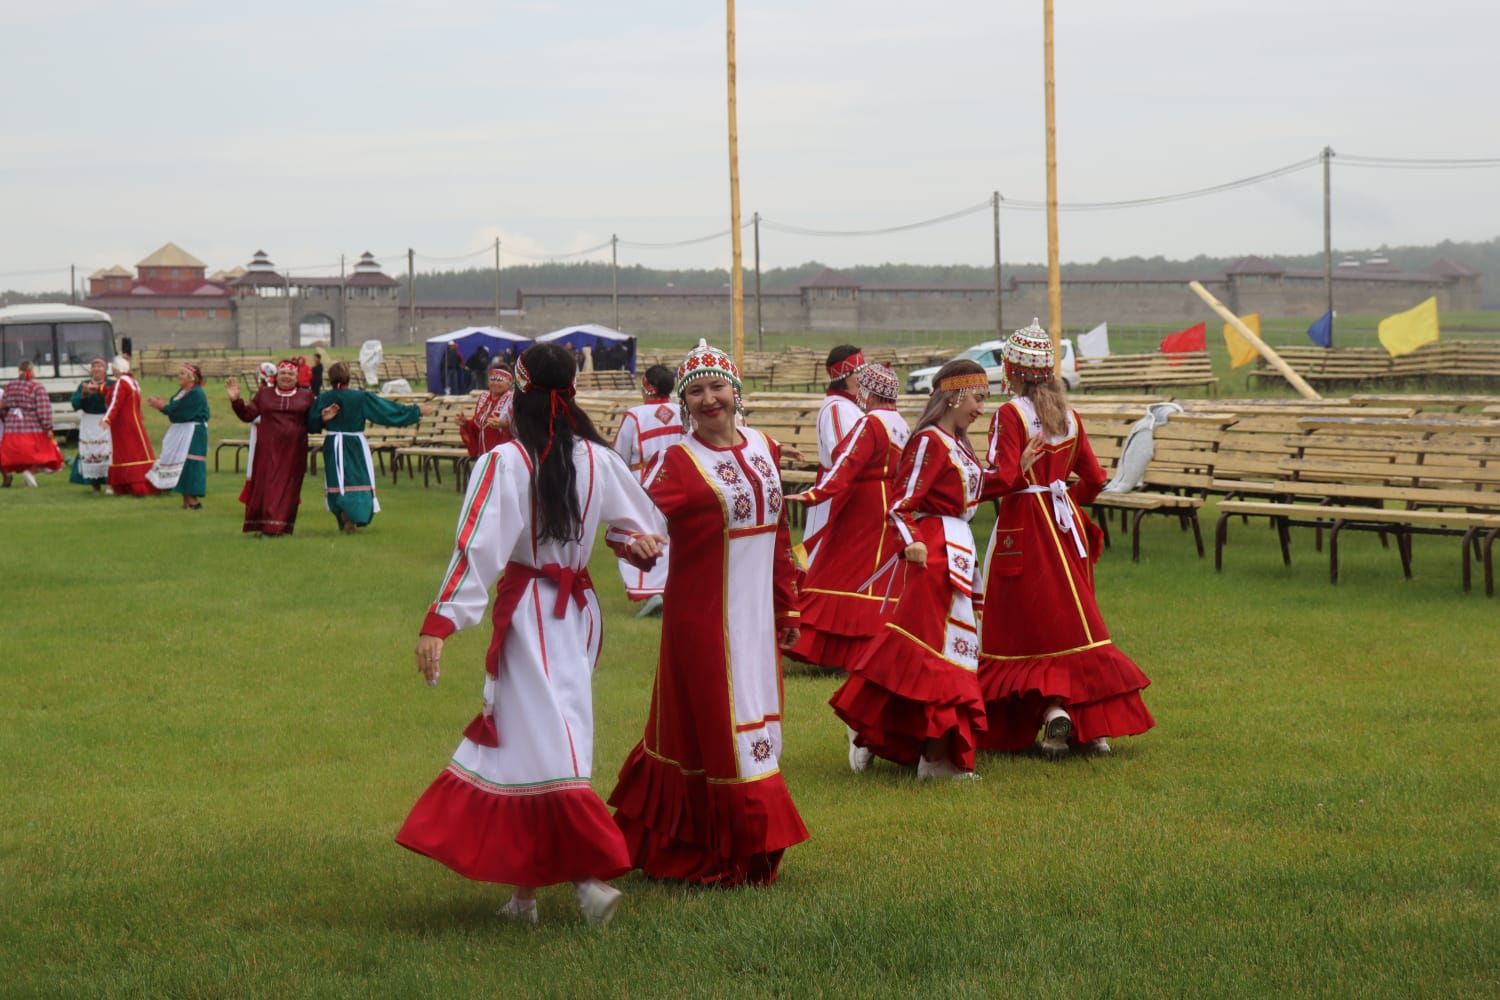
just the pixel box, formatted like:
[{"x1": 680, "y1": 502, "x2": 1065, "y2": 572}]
[{"x1": 397, "y1": 342, "x2": 667, "y2": 927}]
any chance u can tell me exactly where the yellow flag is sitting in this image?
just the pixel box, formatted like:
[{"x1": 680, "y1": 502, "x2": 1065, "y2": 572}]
[
  {"x1": 1377, "y1": 297, "x2": 1440, "y2": 357},
  {"x1": 1222, "y1": 312, "x2": 1261, "y2": 369}
]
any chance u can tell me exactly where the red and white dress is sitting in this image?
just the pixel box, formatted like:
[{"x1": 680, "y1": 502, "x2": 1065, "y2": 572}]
[
  {"x1": 103, "y1": 373, "x2": 156, "y2": 496},
  {"x1": 609, "y1": 427, "x2": 809, "y2": 886},
  {"x1": 397, "y1": 439, "x2": 667, "y2": 887},
  {"x1": 785, "y1": 406, "x2": 911, "y2": 671},
  {"x1": 800, "y1": 389, "x2": 863, "y2": 567},
  {"x1": 611, "y1": 397, "x2": 684, "y2": 600},
  {"x1": 978, "y1": 398, "x2": 1154, "y2": 750},
  {"x1": 830, "y1": 426, "x2": 1003, "y2": 771},
  {"x1": 0, "y1": 377, "x2": 64, "y2": 473},
  {"x1": 460, "y1": 390, "x2": 513, "y2": 457}
]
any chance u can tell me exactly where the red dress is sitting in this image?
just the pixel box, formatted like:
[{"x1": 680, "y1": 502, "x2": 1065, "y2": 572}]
[
  {"x1": 103, "y1": 375, "x2": 156, "y2": 496},
  {"x1": 785, "y1": 406, "x2": 910, "y2": 671},
  {"x1": 829, "y1": 426, "x2": 1002, "y2": 772},
  {"x1": 0, "y1": 378, "x2": 64, "y2": 472},
  {"x1": 977, "y1": 398, "x2": 1154, "y2": 750},
  {"x1": 231, "y1": 386, "x2": 314, "y2": 535},
  {"x1": 459, "y1": 390, "x2": 513, "y2": 457},
  {"x1": 800, "y1": 389, "x2": 862, "y2": 567},
  {"x1": 609, "y1": 427, "x2": 809, "y2": 886}
]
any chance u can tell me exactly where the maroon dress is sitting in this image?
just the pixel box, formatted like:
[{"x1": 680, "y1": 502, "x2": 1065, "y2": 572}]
[{"x1": 231, "y1": 386, "x2": 314, "y2": 535}]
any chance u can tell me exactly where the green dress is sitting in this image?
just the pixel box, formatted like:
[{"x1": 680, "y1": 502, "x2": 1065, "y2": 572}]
[
  {"x1": 147, "y1": 386, "x2": 210, "y2": 497},
  {"x1": 69, "y1": 378, "x2": 114, "y2": 485},
  {"x1": 307, "y1": 388, "x2": 422, "y2": 527}
]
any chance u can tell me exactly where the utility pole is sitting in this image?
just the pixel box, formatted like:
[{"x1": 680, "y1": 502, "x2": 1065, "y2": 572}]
[
  {"x1": 70, "y1": 264, "x2": 76, "y2": 304},
  {"x1": 753, "y1": 211, "x2": 764, "y2": 353},
  {"x1": 1322, "y1": 145, "x2": 1334, "y2": 346},
  {"x1": 1043, "y1": 0, "x2": 1063, "y2": 367},
  {"x1": 725, "y1": 0, "x2": 746, "y2": 371},
  {"x1": 991, "y1": 192, "x2": 1003, "y2": 338},
  {"x1": 338, "y1": 253, "x2": 345, "y2": 347},
  {"x1": 494, "y1": 237, "x2": 501, "y2": 325},
  {"x1": 407, "y1": 248, "x2": 415, "y2": 339},
  {"x1": 611, "y1": 234, "x2": 619, "y2": 331}
]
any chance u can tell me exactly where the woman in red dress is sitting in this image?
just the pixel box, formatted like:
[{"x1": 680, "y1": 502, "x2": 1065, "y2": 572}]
[
  {"x1": 784, "y1": 363, "x2": 911, "y2": 673},
  {"x1": 460, "y1": 361, "x2": 514, "y2": 457},
  {"x1": 227, "y1": 361, "x2": 315, "y2": 536},
  {"x1": 978, "y1": 321, "x2": 1154, "y2": 756},
  {"x1": 99, "y1": 355, "x2": 156, "y2": 497},
  {"x1": 829, "y1": 360, "x2": 1003, "y2": 779},
  {"x1": 0, "y1": 360, "x2": 65, "y2": 487},
  {"x1": 609, "y1": 340, "x2": 809, "y2": 886}
]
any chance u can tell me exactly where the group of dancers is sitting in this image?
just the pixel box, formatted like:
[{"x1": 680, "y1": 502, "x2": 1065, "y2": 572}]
[{"x1": 395, "y1": 323, "x2": 1153, "y2": 926}]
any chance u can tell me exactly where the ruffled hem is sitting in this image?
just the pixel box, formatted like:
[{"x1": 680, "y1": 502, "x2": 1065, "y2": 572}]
[
  {"x1": 797, "y1": 589, "x2": 888, "y2": 637},
  {"x1": 782, "y1": 626, "x2": 868, "y2": 672},
  {"x1": 979, "y1": 689, "x2": 1156, "y2": 751},
  {"x1": 107, "y1": 470, "x2": 156, "y2": 496},
  {"x1": 0, "y1": 434, "x2": 64, "y2": 472},
  {"x1": 608, "y1": 743, "x2": 808, "y2": 887},
  {"x1": 396, "y1": 766, "x2": 629, "y2": 886},
  {"x1": 979, "y1": 641, "x2": 1151, "y2": 707},
  {"x1": 830, "y1": 672, "x2": 986, "y2": 771}
]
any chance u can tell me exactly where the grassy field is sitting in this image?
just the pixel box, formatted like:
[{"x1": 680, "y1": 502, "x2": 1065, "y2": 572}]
[{"x1": 2, "y1": 381, "x2": 1496, "y2": 998}]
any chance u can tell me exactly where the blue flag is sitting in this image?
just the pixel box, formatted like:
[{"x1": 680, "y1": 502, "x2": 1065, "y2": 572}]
[{"x1": 1307, "y1": 310, "x2": 1333, "y2": 348}]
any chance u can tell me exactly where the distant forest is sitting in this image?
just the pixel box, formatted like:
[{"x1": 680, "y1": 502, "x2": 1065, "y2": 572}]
[
  {"x1": 8, "y1": 235, "x2": 1495, "y2": 306},
  {"x1": 407, "y1": 235, "x2": 1499, "y2": 306}
]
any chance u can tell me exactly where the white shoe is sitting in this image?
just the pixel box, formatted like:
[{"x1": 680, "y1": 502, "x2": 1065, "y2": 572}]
[
  {"x1": 916, "y1": 757, "x2": 981, "y2": 781},
  {"x1": 1081, "y1": 737, "x2": 1112, "y2": 755},
  {"x1": 847, "y1": 727, "x2": 873, "y2": 773},
  {"x1": 103, "y1": 485, "x2": 114, "y2": 495},
  {"x1": 497, "y1": 896, "x2": 538, "y2": 925},
  {"x1": 576, "y1": 879, "x2": 622, "y2": 928},
  {"x1": 20, "y1": 471, "x2": 37, "y2": 488},
  {"x1": 635, "y1": 594, "x2": 664, "y2": 618},
  {"x1": 1040, "y1": 706, "x2": 1073, "y2": 756}
]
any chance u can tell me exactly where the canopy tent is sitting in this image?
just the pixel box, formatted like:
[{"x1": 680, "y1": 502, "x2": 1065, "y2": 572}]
[
  {"x1": 425, "y1": 326, "x2": 530, "y2": 394},
  {"x1": 535, "y1": 324, "x2": 636, "y2": 373}
]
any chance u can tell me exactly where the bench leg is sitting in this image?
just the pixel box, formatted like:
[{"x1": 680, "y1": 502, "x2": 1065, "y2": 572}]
[
  {"x1": 1093, "y1": 505, "x2": 1112, "y2": 548},
  {"x1": 1328, "y1": 519, "x2": 1345, "y2": 584},
  {"x1": 433, "y1": 460, "x2": 443, "y2": 486},
  {"x1": 1461, "y1": 528, "x2": 1476, "y2": 593},
  {"x1": 1276, "y1": 517, "x2": 1292, "y2": 567},
  {"x1": 1130, "y1": 510, "x2": 1147, "y2": 563},
  {"x1": 422, "y1": 457, "x2": 432, "y2": 488},
  {"x1": 1214, "y1": 512, "x2": 1230, "y2": 571},
  {"x1": 1485, "y1": 528, "x2": 1499, "y2": 598},
  {"x1": 1189, "y1": 511, "x2": 1205, "y2": 558},
  {"x1": 1396, "y1": 529, "x2": 1413, "y2": 580}
]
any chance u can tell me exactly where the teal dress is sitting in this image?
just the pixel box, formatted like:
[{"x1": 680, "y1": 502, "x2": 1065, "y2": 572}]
[
  {"x1": 69, "y1": 378, "x2": 114, "y2": 485},
  {"x1": 307, "y1": 388, "x2": 422, "y2": 527},
  {"x1": 151, "y1": 386, "x2": 211, "y2": 497}
]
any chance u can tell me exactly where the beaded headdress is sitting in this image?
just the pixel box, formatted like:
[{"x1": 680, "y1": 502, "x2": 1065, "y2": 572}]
[
  {"x1": 1003, "y1": 318, "x2": 1056, "y2": 383},
  {"x1": 675, "y1": 339, "x2": 741, "y2": 397},
  {"x1": 827, "y1": 350, "x2": 866, "y2": 381},
  {"x1": 275, "y1": 360, "x2": 297, "y2": 374},
  {"x1": 856, "y1": 363, "x2": 900, "y2": 401}
]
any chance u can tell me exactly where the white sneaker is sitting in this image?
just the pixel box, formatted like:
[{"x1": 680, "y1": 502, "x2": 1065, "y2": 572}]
[
  {"x1": 635, "y1": 594, "x2": 664, "y2": 618},
  {"x1": 916, "y1": 757, "x2": 981, "y2": 781},
  {"x1": 1040, "y1": 706, "x2": 1073, "y2": 756},
  {"x1": 497, "y1": 896, "x2": 538, "y2": 925},
  {"x1": 103, "y1": 485, "x2": 114, "y2": 495},
  {"x1": 576, "y1": 879, "x2": 622, "y2": 928},
  {"x1": 847, "y1": 727, "x2": 873, "y2": 773},
  {"x1": 20, "y1": 471, "x2": 38, "y2": 488},
  {"x1": 1081, "y1": 737, "x2": 1112, "y2": 755}
]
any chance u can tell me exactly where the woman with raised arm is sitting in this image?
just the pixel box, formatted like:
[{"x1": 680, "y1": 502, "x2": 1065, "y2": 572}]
[
  {"x1": 460, "y1": 359, "x2": 514, "y2": 457},
  {"x1": 829, "y1": 359, "x2": 1002, "y2": 779},
  {"x1": 99, "y1": 355, "x2": 155, "y2": 496},
  {"x1": 609, "y1": 340, "x2": 809, "y2": 887},
  {"x1": 227, "y1": 360, "x2": 315, "y2": 536},
  {"x1": 397, "y1": 343, "x2": 667, "y2": 927},
  {"x1": 784, "y1": 363, "x2": 911, "y2": 673},
  {"x1": 307, "y1": 361, "x2": 432, "y2": 533},
  {"x1": 978, "y1": 321, "x2": 1154, "y2": 757},
  {"x1": 799, "y1": 344, "x2": 866, "y2": 568},
  {"x1": 68, "y1": 357, "x2": 114, "y2": 491},
  {"x1": 145, "y1": 362, "x2": 210, "y2": 509}
]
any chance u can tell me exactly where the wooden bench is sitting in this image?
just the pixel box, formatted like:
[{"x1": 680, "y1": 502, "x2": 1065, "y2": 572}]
[
  {"x1": 1076, "y1": 351, "x2": 1218, "y2": 393},
  {"x1": 576, "y1": 370, "x2": 636, "y2": 392}
]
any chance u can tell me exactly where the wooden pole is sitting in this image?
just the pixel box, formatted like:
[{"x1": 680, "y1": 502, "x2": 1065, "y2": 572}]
[
  {"x1": 1043, "y1": 0, "x2": 1062, "y2": 370},
  {"x1": 70, "y1": 264, "x2": 76, "y2": 304},
  {"x1": 991, "y1": 192, "x2": 1003, "y2": 338},
  {"x1": 1189, "y1": 280, "x2": 1322, "y2": 400},
  {"x1": 338, "y1": 253, "x2": 345, "y2": 347},
  {"x1": 753, "y1": 211, "x2": 764, "y2": 353},
  {"x1": 407, "y1": 248, "x2": 415, "y2": 339},
  {"x1": 726, "y1": 0, "x2": 746, "y2": 371}
]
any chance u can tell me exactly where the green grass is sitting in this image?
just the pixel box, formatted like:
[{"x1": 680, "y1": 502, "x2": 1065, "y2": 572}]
[{"x1": 2, "y1": 384, "x2": 1496, "y2": 997}]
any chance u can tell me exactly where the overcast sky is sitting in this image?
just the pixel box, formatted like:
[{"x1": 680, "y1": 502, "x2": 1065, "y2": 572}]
[{"x1": 2, "y1": 0, "x2": 1496, "y2": 290}]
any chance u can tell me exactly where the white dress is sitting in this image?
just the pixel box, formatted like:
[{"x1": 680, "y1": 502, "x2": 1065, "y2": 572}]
[
  {"x1": 611, "y1": 399, "x2": 684, "y2": 599},
  {"x1": 397, "y1": 438, "x2": 667, "y2": 887}
]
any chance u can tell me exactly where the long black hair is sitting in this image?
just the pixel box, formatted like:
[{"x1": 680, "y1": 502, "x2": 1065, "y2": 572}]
[{"x1": 511, "y1": 343, "x2": 607, "y2": 543}]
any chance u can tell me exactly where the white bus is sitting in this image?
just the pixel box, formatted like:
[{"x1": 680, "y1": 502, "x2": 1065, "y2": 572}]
[{"x1": 0, "y1": 303, "x2": 119, "y2": 435}]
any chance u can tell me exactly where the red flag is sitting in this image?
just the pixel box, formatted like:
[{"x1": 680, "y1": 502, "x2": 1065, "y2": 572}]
[{"x1": 1160, "y1": 322, "x2": 1206, "y2": 354}]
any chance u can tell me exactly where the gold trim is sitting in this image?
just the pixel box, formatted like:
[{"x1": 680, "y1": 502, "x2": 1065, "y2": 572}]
[
  {"x1": 980, "y1": 638, "x2": 1114, "y2": 661},
  {"x1": 885, "y1": 623, "x2": 977, "y2": 673},
  {"x1": 804, "y1": 586, "x2": 886, "y2": 601},
  {"x1": 1034, "y1": 491, "x2": 1095, "y2": 644},
  {"x1": 681, "y1": 437, "x2": 740, "y2": 776}
]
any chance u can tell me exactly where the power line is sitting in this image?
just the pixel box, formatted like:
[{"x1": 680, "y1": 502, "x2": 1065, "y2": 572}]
[
  {"x1": 503, "y1": 239, "x2": 616, "y2": 262},
  {"x1": 763, "y1": 200, "x2": 992, "y2": 237},
  {"x1": 1338, "y1": 153, "x2": 1500, "y2": 169},
  {"x1": 620, "y1": 227, "x2": 736, "y2": 250},
  {"x1": 1003, "y1": 156, "x2": 1322, "y2": 212}
]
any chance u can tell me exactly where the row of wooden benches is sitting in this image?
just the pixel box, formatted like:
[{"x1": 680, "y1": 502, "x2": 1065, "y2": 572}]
[{"x1": 1249, "y1": 340, "x2": 1500, "y2": 386}]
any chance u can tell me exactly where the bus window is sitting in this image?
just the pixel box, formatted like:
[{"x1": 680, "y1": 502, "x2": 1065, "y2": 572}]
[
  {"x1": 58, "y1": 321, "x2": 115, "y2": 366},
  {"x1": 2, "y1": 323, "x2": 54, "y2": 372}
]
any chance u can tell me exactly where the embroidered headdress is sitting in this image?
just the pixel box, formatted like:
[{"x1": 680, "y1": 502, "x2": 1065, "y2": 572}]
[
  {"x1": 514, "y1": 344, "x2": 578, "y2": 467},
  {"x1": 1003, "y1": 318, "x2": 1056, "y2": 384},
  {"x1": 674, "y1": 339, "x2": 741, "y2": 397},
  {"x1": 826, "y1": 350, "x2": 866, "y2": 381},
  {"x1": 856, "y1": 363, "x2": 900, "y2": 401},
  {"x1": 936, "y1": 369, "x2": 989, "y2": 394},
  {"x1": 275, "y1": 360, "x2": 298, "y2": 375}
]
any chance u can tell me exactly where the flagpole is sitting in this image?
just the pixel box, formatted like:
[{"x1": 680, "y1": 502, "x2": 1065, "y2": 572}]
[
  {"x1": 1043, "y1": 0, "x2": 1062, "y2": 370},
  {"x1": 726, "y1": 0, "x2": 746, "y2": 372},
  {"x1": 1189, "y1": 281, "x2": 1321, "y2": 400}
]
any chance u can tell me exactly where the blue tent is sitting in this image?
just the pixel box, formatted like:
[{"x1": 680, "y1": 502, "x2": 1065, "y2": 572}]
[
  {"x1": 535, "y1": 324, "x2": 636, "y2": 373},
  {"x1": 425, "y1": 326, "x2": 530, "y2": 394}
]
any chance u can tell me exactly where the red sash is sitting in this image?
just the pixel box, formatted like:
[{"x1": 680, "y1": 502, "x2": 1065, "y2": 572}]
[{"x1": 462, "y1": 561, "x2": 595, "y2": 747}]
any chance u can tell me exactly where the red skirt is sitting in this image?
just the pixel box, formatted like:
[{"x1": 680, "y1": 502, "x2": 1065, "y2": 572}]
[
  {"x1": 396, "y1": 765, "x2": 630, "y2": 887},
  {"x1": 0, "y1": 432, "x2": 64, "y2": 473},
  {"x1": 978, "y1": 641, "x2": 1154, "y2": 751},
  {"x1": 609, "y1": 743, "x2": 808, "y2": 887}
]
